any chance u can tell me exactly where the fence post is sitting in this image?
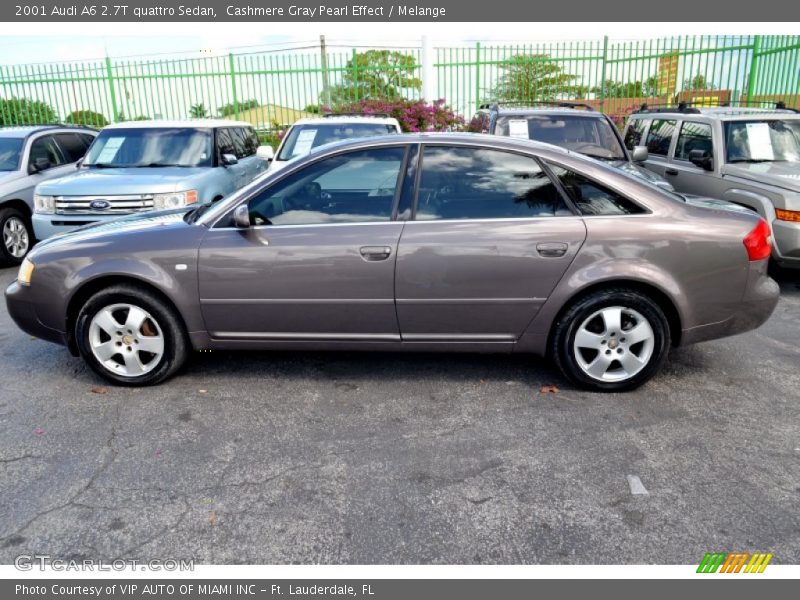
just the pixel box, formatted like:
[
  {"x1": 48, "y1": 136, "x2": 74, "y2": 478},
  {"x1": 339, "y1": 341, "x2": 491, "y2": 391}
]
[
  {"x1": 352, "y1": 48, "x2": 359, "y2": 102},
  {"x1": 599, "y1": 36, "x2": 608, "y2": 113},
  {"x1": 475, "y1": 42, "x2": 481, "y2": 111},
  {"x1": 229, "y1": 53, "x2": 239, "y2": 119},
  {"x1": 746, "y1": 35, "x2": 762, "y2": 102},
  {"x1": 104, "y1": 56, "x2": 119, "y2": 123}
]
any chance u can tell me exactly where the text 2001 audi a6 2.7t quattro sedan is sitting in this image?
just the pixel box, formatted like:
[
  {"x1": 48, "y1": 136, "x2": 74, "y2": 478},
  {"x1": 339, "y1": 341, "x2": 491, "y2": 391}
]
[{"x1": 5, "y1": 134, "x2": 780, "y2": 391}]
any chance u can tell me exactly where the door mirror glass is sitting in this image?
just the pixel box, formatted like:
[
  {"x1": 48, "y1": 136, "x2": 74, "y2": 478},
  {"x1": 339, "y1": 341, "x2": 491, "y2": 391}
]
[
  {"x1": 688, "y1": 149, "x2": 713, "y2": 171},
  {"x1": 631, "y1": 145, "x2": 648, "y2": 162},
  {"x1": 233, "y1": 204, "x2": 250, "y2": 228},
  {"x1": 256, "y1": 145, "x2": 274, "y2": 161},
  {"x1": 221, "y1": 153, "x2": 238, "y2": 166}
]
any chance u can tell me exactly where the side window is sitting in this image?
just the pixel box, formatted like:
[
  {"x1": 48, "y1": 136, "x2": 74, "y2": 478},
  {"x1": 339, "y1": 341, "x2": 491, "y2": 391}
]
[
  {"x1": 245, "y1": 128, "x2": 260, "y2": 155},
  {"x1": 546, "y1": 162, "x2": 646, "y2": 216},
  {"x1": 54, "y1": 133, "x2": 89, "y2": 163},
  {"x1": 230, "y1": 128, "x2": 249, "y2": 159},
  {"x1": 78, "y1": 133, "x2": 96, "y2": 148},
  {"x1": 645, "y1": 119, "x2": 677, "y2": 156},
  {"x1": 245, "y1": 147, "x2": 405, "y2": 226},
  {"x1": 623, "y1": 119, "x2": 648, "y2": 150},
  {"x1": 216, "y1": 128, "x2": 235, "y2": 158},
  {"x1": 28, "y1": 135, "x2": 66, "y2": 170},
  {"x1": 416, "y1": 146, "x2": 571, "y2": 221},
  {"x1": 675, "y1": 121, "x2": 713, "y2": 161}
]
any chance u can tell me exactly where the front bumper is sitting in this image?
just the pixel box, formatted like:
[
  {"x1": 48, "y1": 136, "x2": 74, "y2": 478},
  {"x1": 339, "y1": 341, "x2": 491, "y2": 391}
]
[
  {"x1": 5, "y1": 281, "x2": 68, "y2": 347},
  {"x1": 32, "y1": 213, "x2": 112, "y2": 241},
  {"x1": 771, "y1": 218, "x2": 800, "y2": 267}
]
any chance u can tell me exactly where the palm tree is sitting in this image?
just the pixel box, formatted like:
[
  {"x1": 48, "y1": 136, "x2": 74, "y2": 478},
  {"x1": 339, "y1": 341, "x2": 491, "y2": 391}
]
[{"x1": 189, "y1": 103, "x2": 209, "y2": 118}]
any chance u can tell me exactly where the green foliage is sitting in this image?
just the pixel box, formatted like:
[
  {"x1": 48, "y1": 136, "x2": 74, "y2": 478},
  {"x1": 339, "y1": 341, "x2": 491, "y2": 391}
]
[
  {"x1": 218, "y1": 99, "x2": 259, "y2": 117},
  {"x1": 64, "y1": 110, "x2": 108, "y2": 128},
  {"x1": 303, "y1": 104, "x2": 321, "y2": 114},
  {"x1": 492, "y1": 54, "x2": 586, "y2": 102},
  {"x1": 0, "y1": 97, "x2": 58, "y2": 126},
  {"x1": 324, "y1": 50, "x2": 422, "y2": 104},
  {"x1": 683, "y1": 73, "x2": 716, "y2": 91},
  {"x1": 189, "y1": 103, "x2": 209, "y2": 118}
]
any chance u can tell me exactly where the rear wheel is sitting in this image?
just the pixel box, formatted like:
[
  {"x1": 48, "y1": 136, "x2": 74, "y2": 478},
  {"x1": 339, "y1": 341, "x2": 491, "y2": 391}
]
[
  {"x1": 75, "y1": 284, "x2": 188, "y2": 386},
  {"x1": 551, "y1": 289, "x2": 671, "y2": 392},
  {"x1": 0, "y1": 207, "x2": 33, "y2": 267}
]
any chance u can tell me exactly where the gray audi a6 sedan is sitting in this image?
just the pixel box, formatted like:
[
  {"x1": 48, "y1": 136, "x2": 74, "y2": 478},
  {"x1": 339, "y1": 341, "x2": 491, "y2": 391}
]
[{"x1": 5, "y1": 134, "x2": 780, "y2": 391}]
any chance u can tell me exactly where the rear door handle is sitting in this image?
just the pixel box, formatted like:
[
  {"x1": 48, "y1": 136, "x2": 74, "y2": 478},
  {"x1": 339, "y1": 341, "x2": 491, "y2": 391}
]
[
  {"x1": 359, "y1": 246, "x2": 392, "y2": 261},
  {"x1": 665, "y1": 168, "x2": 679, "y2": 176},
  {"x1": 536, "y1": 242, "x2": 569, "y2": 258}
]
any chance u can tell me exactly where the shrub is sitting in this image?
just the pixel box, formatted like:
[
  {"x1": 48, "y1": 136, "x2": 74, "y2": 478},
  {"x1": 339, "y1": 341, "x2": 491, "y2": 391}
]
[
  {"x1": 466, "y1": 112, "x2": 490, "y2": 133},
  {"x1": 325, "y1": 98, "x2": 464, "y2": 133},
  {"x1": 0, "y1": 97, "x2": 58, "y2": 126},
  {"x1": 65, "y1": 110, "x2": 108, "y2": 128}
]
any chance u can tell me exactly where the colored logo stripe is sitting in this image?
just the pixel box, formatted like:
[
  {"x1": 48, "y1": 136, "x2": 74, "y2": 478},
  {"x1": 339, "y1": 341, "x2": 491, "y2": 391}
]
[{"x1": 697, "y1": 552, "x2": 773, "y2": 573}]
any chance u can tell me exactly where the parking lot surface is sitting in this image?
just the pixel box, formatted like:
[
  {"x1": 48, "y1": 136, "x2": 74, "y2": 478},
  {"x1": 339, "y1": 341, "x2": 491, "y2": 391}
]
[{"x1": 0, "y1": 265, "x2": 798, "y2": 564}]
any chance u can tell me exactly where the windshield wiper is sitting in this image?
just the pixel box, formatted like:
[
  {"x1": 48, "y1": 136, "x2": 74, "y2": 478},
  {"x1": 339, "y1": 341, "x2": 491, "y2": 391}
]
[
  {"x1": 728, "y1": 158, "x2": 774, "y2": 163},
  {"x1": 136, "y1": 162, "x2": 190, "y2": 168},
  {"x1": 83, "y1": 163, "x2": 124, "y2": 168}
]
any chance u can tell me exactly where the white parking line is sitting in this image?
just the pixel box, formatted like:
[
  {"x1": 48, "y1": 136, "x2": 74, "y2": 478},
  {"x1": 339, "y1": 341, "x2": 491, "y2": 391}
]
[{"x1": 627, "y1": 475, "x2": 649, "y2": 495}]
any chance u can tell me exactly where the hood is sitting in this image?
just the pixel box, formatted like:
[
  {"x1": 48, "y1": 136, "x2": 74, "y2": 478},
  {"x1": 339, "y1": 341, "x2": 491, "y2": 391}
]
[
  {"x1": 35, "y1": 166, "x2": 210, "y2": 196},
  {"x1": 610, "y1": 160, "x2": 674, "y2": 190},
  {"x1": 722, "y1": 162, "x2": 800, "y2": 193},
  {"x1": 31, "y1": 207, "x2": 194, "y2": 253},
  {"x1": 679, "y1": 193, "x2": 755, "y2": 215}
]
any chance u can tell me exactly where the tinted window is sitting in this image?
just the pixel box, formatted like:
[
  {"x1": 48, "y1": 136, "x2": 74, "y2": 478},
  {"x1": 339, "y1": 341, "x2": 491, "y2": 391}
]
[
  {"x1": 624, "y1": 118, "x2": 648, "y2": 150},
  {"x1": 645, "y1": 119, "x2": 677, "y2": 156},
  {"x1": 78, "y1": 133, "x2": 96, "y2": 147},
  {"x1": 547, "y1": 163, "x2": 645, "y2": 216},
  {"x1": 416, "y1": 146, "x2": 571, "y2": 221},
  {"x1": 230, "y1": 128, "x2": 250, "y2": 159},
  {"x1": 29, "y1": 135, "x2": 66, "y2": 168},
  {"x1": 245, "y1": 127, "x2": 260, "y2": 156},
  {"x1": 216, "y1": 128, "x2": 235, "y2": 157},
  {"x1": 495, "y1": 115, "x2": 626, "y2": 160},
  {"x1": 277, "y1": 123, "x2": 399, "y2": 161},
  {"x1": 675, "y1": 122, "x2": 713, "y2": 161},
  {"x1": 245, "y1": 147, "x2": 405, "y2": 226},
  {"x1": 54, "y1": 132, "x2": 90, "y2": 163}
]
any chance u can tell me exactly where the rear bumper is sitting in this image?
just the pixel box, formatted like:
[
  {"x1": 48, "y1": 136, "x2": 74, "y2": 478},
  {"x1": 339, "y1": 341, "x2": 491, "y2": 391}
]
[{"x1": 4, "y1": 281, "x2": 68, "y2": 347}]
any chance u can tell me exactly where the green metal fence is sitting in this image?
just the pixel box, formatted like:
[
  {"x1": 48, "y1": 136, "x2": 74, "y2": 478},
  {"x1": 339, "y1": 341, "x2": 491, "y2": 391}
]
[{"x1": 1, "y1": 36, "x2": 798, "y2": 129}]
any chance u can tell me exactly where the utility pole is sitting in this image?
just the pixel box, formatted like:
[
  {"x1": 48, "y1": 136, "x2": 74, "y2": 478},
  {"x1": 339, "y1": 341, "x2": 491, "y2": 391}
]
[{"x1": 320, "y1": 35, "x2": 330, "y2": 107}]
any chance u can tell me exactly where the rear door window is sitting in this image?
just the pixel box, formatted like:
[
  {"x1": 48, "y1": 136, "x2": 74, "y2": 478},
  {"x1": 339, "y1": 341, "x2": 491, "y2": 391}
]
[
  {"x1": 547, "y1": 162, "x2": 646, "y2": 216},
  {"x1": 645, "y1": 119, "x2": 677, "y2": 156}
]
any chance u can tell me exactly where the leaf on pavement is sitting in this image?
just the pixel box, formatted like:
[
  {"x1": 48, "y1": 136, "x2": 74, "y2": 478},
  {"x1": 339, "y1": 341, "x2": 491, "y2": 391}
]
[{"x1": 540, "y1": 384, "x2": 560, "y2": 394}]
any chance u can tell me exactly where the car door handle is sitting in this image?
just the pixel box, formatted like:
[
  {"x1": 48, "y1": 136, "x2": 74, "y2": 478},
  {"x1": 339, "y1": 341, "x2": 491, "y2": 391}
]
[
  {"x1": 536, "y1": 242, "x2": 569, "y2": 258},
  {"x1": 665, "y1": 168, "x2": 679, "y2": 176},
  {"x1": 359, "y1": 246, "x2": 392, "y2": 261}
]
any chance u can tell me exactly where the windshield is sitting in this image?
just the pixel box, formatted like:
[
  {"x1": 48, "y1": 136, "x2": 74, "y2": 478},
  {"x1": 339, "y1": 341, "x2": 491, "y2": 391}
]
[
  {"x1": 725, "y1": 120, "x2": 800, "y2": 163},
  {"x1": 84, "y1": 127, "x2": 213, "y2": 168},
  {"x1": 277, "y1": 123, "x2": 398, "y2": 161},
  {"x1": 0, "y1": 138, "x2": 23, "y2": 171},
  {"x1": 495, "y1": 114, "x2": 627, "y2": 160}
]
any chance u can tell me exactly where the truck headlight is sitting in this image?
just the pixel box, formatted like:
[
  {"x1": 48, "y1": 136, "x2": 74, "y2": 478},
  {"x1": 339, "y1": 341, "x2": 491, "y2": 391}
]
[
  {"x1": 33, "y1": 194, "x2": 55, "y2": 214},
  {"x1": 153, "y1": 190, "x2": 198, "y2": 210},
  {"x1": 17, "y1": 257, "x2": 34, "y2": 286}
]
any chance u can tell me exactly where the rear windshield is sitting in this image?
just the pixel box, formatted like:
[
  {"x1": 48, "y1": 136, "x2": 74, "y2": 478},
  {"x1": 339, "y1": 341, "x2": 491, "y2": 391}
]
[
  {"x1": 84, "y1": 127, "x2": 213, "y2": 168},
  {"x1": 277, "y1": 123, "x2": 399, "y2": 161},
  {"x1": 0, "y1": 138, "x2": 23, "y2": 171}
]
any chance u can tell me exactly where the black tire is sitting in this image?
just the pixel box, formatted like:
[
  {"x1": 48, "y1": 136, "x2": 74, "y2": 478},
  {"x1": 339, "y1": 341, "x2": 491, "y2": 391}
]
[
  {"x1": 0, "y1": 206, "x2": 34, "y2": 267},
  {"x1": 75, "y1": 284, "x2": 188, "y2": 386},
  {"x1": 551, "y1": 288, "x2": 671, "y2": 392}
]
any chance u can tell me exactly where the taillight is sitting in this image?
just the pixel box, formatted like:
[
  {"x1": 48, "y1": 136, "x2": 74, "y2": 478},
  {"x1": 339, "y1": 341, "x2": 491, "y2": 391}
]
[{"x1": 743, "y1": 219, "x2": 772, "y2": 261}]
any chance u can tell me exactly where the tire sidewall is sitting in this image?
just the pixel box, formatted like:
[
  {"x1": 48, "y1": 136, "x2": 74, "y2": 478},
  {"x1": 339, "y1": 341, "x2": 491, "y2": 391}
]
[
  {"x1": 75, "y1": 287, "x2": 185, "y2": 386},
  {"x1": 554, "y1": 291, "x2": 670, "y2": 392},
  {"x1": 0, "y1": 207, "x2": 33, "y2": 266}
]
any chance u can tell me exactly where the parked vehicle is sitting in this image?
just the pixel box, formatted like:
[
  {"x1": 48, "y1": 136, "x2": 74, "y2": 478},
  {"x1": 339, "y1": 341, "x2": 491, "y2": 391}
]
[
  {"x1": 623, "y1": 103, "x2": 800, "y2": 268},
  {"x1": 268, "y1": 113, "x2": 402, "y2": 171},
  {"x1": 0, "y1": 125, "x2": 97, "y2": 265},
  {"x1": 32, "y1": 120, "x2": 273, "y2": 240},
  {"x1": 7, "y1": 134, "x2": 778, "y2": 391}
]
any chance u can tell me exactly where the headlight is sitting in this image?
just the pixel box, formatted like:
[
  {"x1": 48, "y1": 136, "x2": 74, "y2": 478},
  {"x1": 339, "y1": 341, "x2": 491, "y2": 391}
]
[
  {"x1": 33, "y1": 194, "x2": 55, "y2": 214},
  {"x1": 17, "y1": 257, "x2": 34, "y2": 286},
  {"x1": 153, "y1": 190, "x2": 198, "y2": 210}
]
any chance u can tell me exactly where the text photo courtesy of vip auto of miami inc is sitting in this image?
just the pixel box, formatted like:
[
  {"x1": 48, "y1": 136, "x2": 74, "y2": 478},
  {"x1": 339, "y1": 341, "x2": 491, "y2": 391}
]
[{"x1": 0, "y1": 3, "x2": 799, "y2": 592}]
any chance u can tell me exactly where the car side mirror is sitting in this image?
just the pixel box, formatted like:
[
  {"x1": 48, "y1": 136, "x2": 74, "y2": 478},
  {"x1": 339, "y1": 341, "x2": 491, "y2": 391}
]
[
  {"x1": 221, "y1": 153, "x2": 238, "y2": 166},
  {"x1": 30, "y1": 157, "x2": 52, "y2": 173},
  {"x1": 233, "y1": 204, "x2": 250, "y2": 229},
  {"x1": 631, "y1": 146, "x2": 648, "y2": 162},
  {"x1": 689, "y1": 149, "x2": 713, "y2": 171},
  {"x1": 256, "y1": 145, "x2": 274, "y2": 162}
]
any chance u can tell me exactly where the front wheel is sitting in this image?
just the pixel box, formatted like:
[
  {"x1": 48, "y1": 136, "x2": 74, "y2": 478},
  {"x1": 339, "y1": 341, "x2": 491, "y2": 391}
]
[
  {"x1": 75, "y1": 284, "x2": 188, "y2": 386},
  {"x1": 551, "y1": 289, "x2": 671, "y2": 392}
]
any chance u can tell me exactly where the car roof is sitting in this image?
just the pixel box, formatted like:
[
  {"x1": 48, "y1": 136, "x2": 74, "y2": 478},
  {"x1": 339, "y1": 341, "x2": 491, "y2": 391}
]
[
  {"x1": 291, "y1": 115, "x2": 401, "y2": 126},
  {"x1": 630, "y1": 107, "x2": 800, "y2": 120},
  {"x1": 103, "y1": 119, "x2": 252, "y2": 130},
  {"x1": 0, "y1": 125, "x2": 97, "y2": 138}
]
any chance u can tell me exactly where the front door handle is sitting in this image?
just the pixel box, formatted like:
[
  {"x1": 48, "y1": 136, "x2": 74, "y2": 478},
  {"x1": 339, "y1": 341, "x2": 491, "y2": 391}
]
[
  {"x1": 665, "y1": 168, "x2": 679, "y2": 176},
  {"x1": 359, "y1": 246, "x2": 392, "y2": 261},
  {"x1": 536, "y1": 242, "x2": 569, "y2": 258}
]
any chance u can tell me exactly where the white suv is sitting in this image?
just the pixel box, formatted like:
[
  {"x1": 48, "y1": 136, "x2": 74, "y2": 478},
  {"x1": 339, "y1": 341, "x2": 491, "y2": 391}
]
[{"x1": 268, "y1": 114, "x2": 402, "y2": 172}]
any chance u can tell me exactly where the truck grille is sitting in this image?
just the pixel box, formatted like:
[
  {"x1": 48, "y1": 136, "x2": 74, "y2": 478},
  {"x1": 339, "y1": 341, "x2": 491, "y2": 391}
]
[{"x1": 54, "y1": 194, "x2": 155, "y2": 215}]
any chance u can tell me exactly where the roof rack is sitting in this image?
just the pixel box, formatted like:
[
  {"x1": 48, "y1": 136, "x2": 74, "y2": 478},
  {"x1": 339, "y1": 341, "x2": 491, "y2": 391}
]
[
  {"x1": 323, "y1": 112, "x2": 392, "y2": 119},
  {"x1": 635, "y1": 100, "x2": 798, "y2": 114},
  {"x1": 634, "y1": 102, "x2": 701, "y2": 114},
  {"x1": 0, "y1": 122, "x2": 100, "y2": 131},
  {"x1": 481, "y1": 101, "x2": 596, "y2": 112}
]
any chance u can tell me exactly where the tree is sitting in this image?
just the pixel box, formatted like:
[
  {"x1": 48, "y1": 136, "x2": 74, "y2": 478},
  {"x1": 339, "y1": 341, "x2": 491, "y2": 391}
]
[
  {"x1": 189, "y1": 103, "x2": 209, "y2": 118},
  {"x1": 325, "y1": 50, "x2": 422, "y2": 104},
  {"x1": 0, "y1": 97, "x2": 58, "y2": 126},
  {"x1": 492, "y1": 54, "x2": 585, "y2": 103},
  {"x1": 218, "y1": 99, "x2": 259, "y2": 117},
  {"x1": 593, "y1": 80, "x2": 648, "y2": 98},
  {"x1": 64, "y1": 110, "x2": 108, "y2": 128},
  {"x1": 683, "y1": 73, "x2": 716, "y2": 91}
]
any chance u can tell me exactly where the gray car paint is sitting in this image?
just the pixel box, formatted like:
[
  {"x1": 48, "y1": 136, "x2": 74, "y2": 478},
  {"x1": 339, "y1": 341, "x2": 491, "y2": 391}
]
[{"x1": 6, "y1": 133, "x2": 779, "y2": 362}]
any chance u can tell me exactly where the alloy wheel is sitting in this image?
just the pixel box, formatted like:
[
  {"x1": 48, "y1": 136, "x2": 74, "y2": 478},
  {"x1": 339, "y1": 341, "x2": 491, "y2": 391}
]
[
  {"x1": 2, "y1": 216, "x2": 29, "y2": 258},
  {"x1": 89, "y1": 303, "x2": 165, "y2": 377}
]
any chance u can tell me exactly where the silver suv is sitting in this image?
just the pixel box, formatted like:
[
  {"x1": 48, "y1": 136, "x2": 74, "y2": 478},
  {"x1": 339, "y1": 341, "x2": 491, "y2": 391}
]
[
  {"x1": 623, "y1": 103, "x2": 800, "y2": 268},
  {"x1": 0, "y1": 125, "x2": 97, "y2": 265}
]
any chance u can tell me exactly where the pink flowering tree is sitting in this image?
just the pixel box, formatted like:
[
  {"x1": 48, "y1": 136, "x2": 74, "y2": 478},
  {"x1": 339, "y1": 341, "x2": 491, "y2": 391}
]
[{"x1": 324, "y1": 98, "x2": 465, "y2": 132}]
